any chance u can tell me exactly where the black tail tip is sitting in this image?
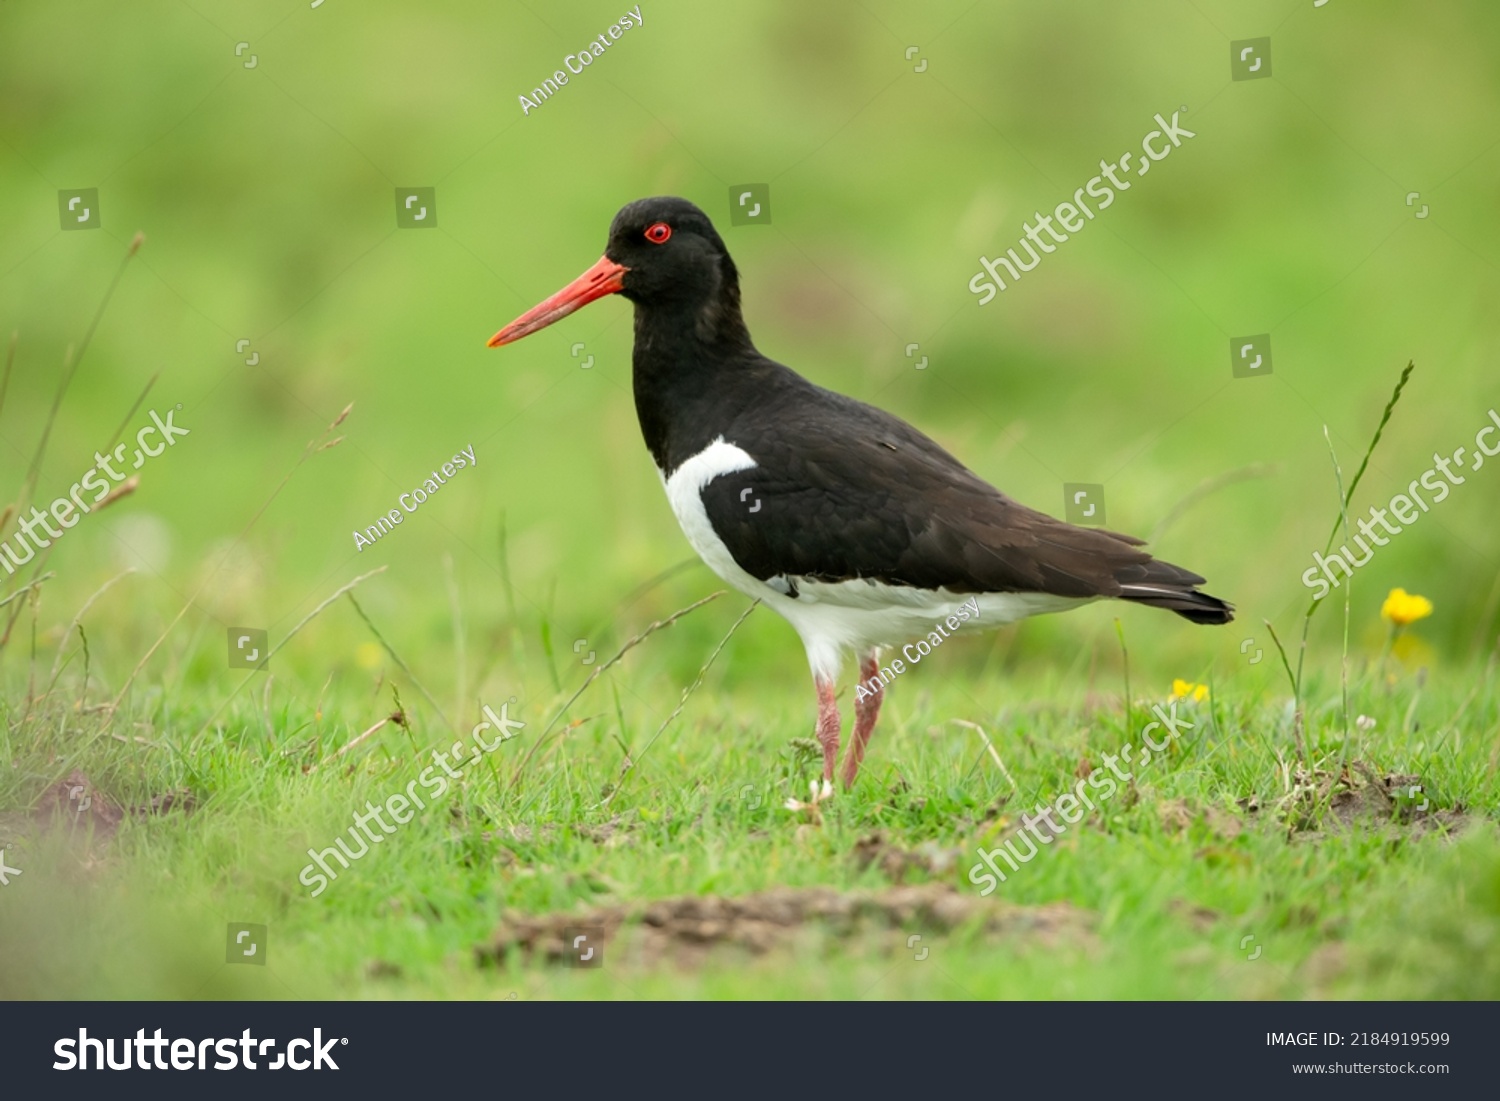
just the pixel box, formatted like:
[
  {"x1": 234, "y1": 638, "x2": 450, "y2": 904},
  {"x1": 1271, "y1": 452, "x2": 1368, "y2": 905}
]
[
  {"x1": 1122, "y1": 588, "x2": 1234, "y2": 625},
  {"x1": 1176, "y1": 597, "x2": 1235, "y2": 626}
]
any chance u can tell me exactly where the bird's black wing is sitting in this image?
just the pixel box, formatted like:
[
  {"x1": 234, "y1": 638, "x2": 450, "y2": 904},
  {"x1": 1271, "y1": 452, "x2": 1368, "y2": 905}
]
[{"x1": 696, "y1": 377, "x2": 1231, "y2": 622}]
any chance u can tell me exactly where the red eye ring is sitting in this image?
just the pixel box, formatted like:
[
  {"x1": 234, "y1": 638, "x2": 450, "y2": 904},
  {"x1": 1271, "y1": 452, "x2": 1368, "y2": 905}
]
[{"x1": 644, "y1": 222, "x2": 671, "y2": 244}]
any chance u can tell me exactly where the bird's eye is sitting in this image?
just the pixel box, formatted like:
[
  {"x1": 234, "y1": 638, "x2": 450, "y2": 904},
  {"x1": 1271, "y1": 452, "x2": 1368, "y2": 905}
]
[{"x1": 644, "y1": 222, "x2": 672, "y2": 244}]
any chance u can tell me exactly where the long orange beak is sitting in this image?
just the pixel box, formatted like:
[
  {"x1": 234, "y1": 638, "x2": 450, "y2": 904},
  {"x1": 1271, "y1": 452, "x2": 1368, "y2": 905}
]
[{"x1": 487, "y1": 255, "x2": 628, "y2": 347}]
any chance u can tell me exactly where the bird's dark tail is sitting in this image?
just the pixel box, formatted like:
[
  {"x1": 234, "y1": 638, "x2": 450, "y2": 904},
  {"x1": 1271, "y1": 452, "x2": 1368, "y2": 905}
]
[
  {"x1": 1119, "y1": 584, "x2": 1234, "y2": 625},
  {"x1": 1113, "y1": 550, "x2": 1234, "y2": 626}
]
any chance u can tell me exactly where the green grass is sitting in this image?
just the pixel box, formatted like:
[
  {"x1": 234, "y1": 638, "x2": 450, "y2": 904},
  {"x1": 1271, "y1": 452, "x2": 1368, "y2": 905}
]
[{"x1": 2, "y1": 591, "x2": 1496, "y2": 999}]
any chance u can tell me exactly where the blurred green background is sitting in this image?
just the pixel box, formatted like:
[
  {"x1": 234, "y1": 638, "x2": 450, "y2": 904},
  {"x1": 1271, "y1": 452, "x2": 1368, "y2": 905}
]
[{"x1": 2, "y1": 0, "x2": 1498, "y2": 698}]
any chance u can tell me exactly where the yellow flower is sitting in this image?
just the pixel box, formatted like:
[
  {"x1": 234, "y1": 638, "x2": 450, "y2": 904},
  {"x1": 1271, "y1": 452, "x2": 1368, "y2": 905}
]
[
  {"x1": 1381, "y1": 588, "x2": 1433, "y2": 627},
  {"x1": 1171, "y1": 679, "x2": 1209, "y2": 702},
  {"x1": 355, "y1": 642, "x2": 384, "y2": 670}
]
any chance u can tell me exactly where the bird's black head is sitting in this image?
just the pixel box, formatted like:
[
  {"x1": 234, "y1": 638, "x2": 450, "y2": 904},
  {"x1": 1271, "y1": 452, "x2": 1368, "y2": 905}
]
[
  {"x1": 607, "y1": 196, "x2": 737, "y2": 309},
  {"x1": 488, "y1": 196, "x2": 746, "y2": 348}
]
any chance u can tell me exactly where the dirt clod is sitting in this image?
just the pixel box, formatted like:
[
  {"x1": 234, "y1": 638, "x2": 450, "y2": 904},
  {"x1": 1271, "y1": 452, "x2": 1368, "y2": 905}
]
[
  {"x1": 1278, "y1": 761, "x2": 1467, "y2": 840},
  {"x1": 1167, "y1": 899, "x2": 1220, "y2": 932},
  {"x1": 852, "y1": 832, "x2": 962, "y2": 881},
  {"x1": 32, "y1": 770, "x2": 124, "y2": 841},
  {"x1": 134, "y1": 788, "x2": 196, "y2": 818},
  {"x1": 479, "y1": 884, "x2": 1092, "y2": 969}
]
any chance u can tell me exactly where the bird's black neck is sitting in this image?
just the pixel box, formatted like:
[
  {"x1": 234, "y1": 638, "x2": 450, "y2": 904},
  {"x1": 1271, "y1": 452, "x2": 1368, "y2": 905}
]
[{"x1": 630, "y1": 290, "x2": 760, "y2": 476}]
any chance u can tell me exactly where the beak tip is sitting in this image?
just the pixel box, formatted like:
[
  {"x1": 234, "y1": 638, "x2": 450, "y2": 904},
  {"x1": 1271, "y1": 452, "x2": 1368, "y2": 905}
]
[{"x1": 487, "y1": 254, "x2": 626, "y2": 352}]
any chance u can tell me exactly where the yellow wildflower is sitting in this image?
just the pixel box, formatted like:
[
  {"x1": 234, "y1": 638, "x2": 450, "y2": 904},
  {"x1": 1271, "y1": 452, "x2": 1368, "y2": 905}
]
[
  {"x1": 1171, "y1": 679, "x2": 1209, "y2": 702},
  {"x1": 1381, "y1": 588, "x2": 1433, "y2": 628}
]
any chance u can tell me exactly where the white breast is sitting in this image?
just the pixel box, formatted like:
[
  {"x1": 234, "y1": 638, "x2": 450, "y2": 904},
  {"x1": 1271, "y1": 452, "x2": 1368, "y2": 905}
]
[{"x1": 660, "y1": 438, "x2": 763, "y2": 590}]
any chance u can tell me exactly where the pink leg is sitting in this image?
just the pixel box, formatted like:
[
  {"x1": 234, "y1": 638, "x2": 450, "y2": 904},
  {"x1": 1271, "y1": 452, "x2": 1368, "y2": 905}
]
[
  {"x1": 841, "y1": 652, "x2": 884, "y2": 789},
  {"x1": 814, "y1": 676, "x2": 841, "y2": 784}
]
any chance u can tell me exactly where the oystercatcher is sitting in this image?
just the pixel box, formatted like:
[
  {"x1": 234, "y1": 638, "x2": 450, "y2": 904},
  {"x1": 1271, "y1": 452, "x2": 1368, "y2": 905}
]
[{"x1": 489, "y1": 197, "x2": 1232, "y2": 790}]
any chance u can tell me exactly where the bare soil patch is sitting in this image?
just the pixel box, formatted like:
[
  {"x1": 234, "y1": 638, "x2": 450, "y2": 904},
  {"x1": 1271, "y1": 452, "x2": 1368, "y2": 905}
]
[{"x1": 479, "y1": 883, "x2": 1092, "y2": 969}]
